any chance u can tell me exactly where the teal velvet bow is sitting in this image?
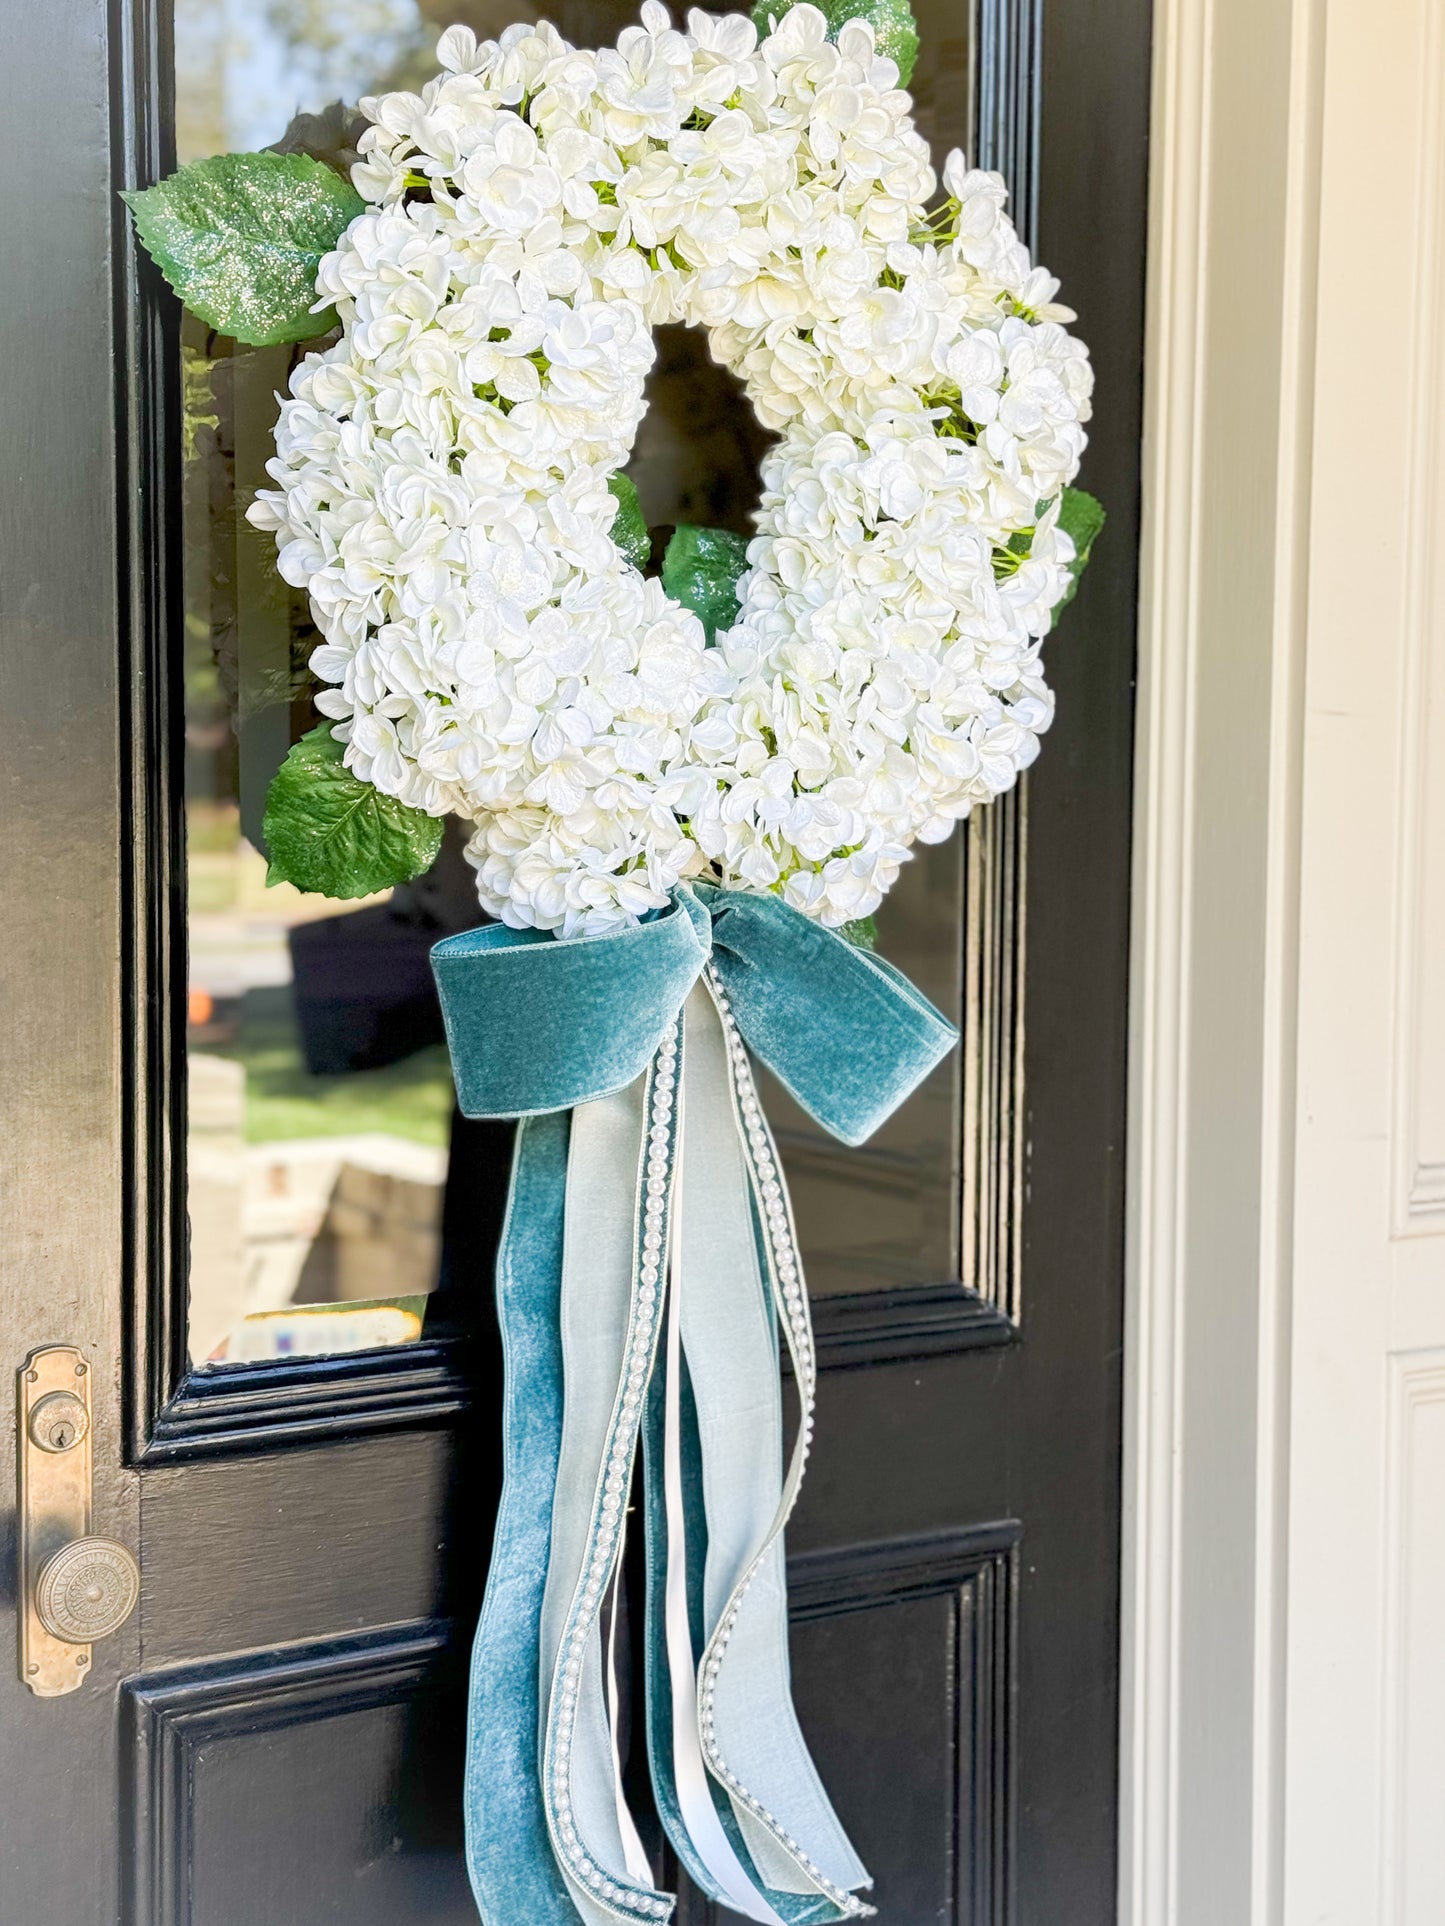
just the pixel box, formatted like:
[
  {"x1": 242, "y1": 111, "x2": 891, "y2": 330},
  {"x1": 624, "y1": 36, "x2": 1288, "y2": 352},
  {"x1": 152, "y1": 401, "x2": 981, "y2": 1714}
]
[{"x1": 432, "y1": 885, "x2": 957, "y2": 1926}]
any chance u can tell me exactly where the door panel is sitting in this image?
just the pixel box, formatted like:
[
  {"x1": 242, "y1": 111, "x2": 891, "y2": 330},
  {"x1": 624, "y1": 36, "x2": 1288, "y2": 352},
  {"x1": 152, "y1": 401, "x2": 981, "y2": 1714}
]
[
  {"x1": 786, "y1": 1531, "x2": 1019, "y2": 1926},
  {"x1": 0, "y1": 0, "x2": 1148, "y2": 1918},
  {"x1": 124, "y1": 1625, "x2": 474, "y2": 1926}
]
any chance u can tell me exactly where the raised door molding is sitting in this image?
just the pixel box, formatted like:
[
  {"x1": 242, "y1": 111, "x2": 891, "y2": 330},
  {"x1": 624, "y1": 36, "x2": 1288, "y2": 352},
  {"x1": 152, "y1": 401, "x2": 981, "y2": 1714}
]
[
  {"x1": 1379, "y1": 1355, "x2": 1445, "y2": 1924},
  {"x1": 1389, "y1": 9, "x2": 1445, "y2": 1235},
  {"x1": 122, "y1": 1623, "x2": 469, "y2": 1926}
]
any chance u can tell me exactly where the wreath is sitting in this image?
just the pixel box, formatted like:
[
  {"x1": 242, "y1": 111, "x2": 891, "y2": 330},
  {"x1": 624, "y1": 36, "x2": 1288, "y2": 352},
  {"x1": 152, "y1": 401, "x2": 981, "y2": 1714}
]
[
  {"x1": 128, "y1": 0, "x2": 1098, "y2": 940},
  {"x1": 127, "y1": 9, "x2": 1101, "y2": 1923}
]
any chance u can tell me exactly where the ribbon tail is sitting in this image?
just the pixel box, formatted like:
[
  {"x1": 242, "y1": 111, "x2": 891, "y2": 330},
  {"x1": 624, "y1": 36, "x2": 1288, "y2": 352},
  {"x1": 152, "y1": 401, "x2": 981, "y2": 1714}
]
[
  {"x1": 642, "y1": 977, "x2": 873, "y2": 1923},
  {"x1": 464, "y1": 1113, "x2": 583, "y2": 1925},
  {"x1": 642, "y1": 1309, "x2": 845, "y2": 1926},
  {"x1": 662, "y1": 1127, "x2": 789, "y2": 1926},
  {"x1": 536, "y1": 1036, "x2": 685, "y2": 1924},
  {"x1": 606, "y1": 1558, "x2": 654, "y2": 1888},
  {"x1": 537, "y1": 1079, "x2": 653, "y2": 1922}
]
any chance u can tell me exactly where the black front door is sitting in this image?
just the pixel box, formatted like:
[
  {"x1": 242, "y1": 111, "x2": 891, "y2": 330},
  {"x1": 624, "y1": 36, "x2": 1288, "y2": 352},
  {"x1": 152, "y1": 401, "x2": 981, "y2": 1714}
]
[{"x1": 0, "y1": 0, "x2": 1146, "y2": 1919}]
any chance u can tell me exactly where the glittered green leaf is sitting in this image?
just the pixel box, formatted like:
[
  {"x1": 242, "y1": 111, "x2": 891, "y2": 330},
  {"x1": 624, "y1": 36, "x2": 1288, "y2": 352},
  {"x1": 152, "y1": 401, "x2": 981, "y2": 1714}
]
[
  {"x1": 841, "y1": 915, "x2": 878, "y2": 950},
  {"x1": 262, "y1": 724, "x2": 443, "y2": 900},
  {"x1": 608, "y1": 474, "x2": 651, "y2": 572},
  {"x1": 752, "y1": 0, "x2": 919, "y2": 85},
  {"x1": 663, "y1": 525, "x2": 750, "y2": 644},
  {"x1": 122, "y1": 152, "x2": 364, "y2": 347},
  {"x1": 1052, "y1": 487, "x2": 1106, "y2": 617}
]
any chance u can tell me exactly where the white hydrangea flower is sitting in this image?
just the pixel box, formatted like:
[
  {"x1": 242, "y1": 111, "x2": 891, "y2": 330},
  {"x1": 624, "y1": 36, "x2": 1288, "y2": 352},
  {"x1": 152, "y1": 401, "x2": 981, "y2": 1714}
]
[{"x1": 250, "y1": 6, "x2": 1093, "y2": 936}]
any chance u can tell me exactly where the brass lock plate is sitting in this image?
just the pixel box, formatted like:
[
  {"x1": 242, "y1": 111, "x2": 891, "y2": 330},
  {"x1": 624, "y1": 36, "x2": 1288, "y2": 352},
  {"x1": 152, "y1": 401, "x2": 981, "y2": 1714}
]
[{"x1": 17, "y1": 1346, "x2": 96, "y2": 1696}]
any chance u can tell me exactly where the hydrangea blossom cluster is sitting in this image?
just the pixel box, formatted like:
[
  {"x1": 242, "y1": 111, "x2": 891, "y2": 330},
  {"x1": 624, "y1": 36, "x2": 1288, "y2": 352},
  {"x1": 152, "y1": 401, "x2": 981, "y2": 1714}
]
[{"x1": 250, "y1": 4, "x2": 1093, "y2": 935}]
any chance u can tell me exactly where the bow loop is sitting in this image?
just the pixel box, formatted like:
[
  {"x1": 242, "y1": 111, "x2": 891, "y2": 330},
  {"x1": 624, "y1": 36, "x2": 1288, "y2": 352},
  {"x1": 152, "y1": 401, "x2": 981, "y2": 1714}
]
[
  {"x1": 433, "y1": 887, "x2": 711, "y2": 1117},
  {"x1": 698, "y1": 885, "x2": 957, "y2": 1146}
]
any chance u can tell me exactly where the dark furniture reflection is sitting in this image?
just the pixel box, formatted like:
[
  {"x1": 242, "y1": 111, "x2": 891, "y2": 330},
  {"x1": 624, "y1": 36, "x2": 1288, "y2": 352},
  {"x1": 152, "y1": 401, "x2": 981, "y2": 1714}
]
[{"x1": 286, "y1": 824, "x2": 513, "y2": 1330}]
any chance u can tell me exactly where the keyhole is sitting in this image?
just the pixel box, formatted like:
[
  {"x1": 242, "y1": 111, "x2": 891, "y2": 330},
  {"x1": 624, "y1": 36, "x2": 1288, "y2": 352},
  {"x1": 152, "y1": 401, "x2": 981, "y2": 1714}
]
[{"x1": 29, "y1": 1393, "x2": 88, "y2": 1453}]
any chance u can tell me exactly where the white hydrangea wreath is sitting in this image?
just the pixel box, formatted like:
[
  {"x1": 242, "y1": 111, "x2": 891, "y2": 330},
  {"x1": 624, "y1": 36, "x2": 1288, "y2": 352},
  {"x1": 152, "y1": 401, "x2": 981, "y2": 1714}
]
[{"x1": 247, "y1": 3, "x2": 1093, "y2": 937}]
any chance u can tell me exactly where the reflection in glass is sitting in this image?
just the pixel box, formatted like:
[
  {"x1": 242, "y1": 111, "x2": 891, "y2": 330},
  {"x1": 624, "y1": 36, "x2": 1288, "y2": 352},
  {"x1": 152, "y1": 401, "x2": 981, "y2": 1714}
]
[
  {"x1": 182, "y1": 781, "x2": 465, "y2": 1366},
  {"x1": 771, "y1": 837, "x2": 963, "y2": 1298},
  {"x1": 176, "y1": 0, "x2": 973, "y2": 1367},
  {"x1": 176, "y1": 0, "x2": 484, "y2": 1369}
]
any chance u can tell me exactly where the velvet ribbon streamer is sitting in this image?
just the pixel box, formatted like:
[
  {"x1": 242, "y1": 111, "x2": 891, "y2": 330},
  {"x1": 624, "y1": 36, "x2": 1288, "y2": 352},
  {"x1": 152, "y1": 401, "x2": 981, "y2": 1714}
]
[{"x1": 431, "y1": 884, "x2": 957, "y2": 1926}]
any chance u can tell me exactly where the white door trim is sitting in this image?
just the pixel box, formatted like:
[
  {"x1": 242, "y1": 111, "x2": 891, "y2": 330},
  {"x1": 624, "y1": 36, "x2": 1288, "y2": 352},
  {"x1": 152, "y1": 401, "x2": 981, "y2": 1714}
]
[{"x1": 1122, "y1": 0, "x2": 1325, "y2": 1917}]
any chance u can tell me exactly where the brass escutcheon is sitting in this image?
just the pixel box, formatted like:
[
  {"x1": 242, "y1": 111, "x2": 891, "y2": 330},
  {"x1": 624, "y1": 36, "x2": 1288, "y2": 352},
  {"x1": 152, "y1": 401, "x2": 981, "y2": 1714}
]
[{"x1": 16, "y1": 1345, "x2": 138, "y2": 1696}]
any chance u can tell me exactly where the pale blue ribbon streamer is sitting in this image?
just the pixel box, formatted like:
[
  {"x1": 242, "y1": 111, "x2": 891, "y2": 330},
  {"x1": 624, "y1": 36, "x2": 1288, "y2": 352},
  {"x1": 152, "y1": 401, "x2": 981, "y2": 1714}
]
[
  {"x1": 433, "y1": 885, "x2": 958, "y2": 1925},
  {"x1": 676, "y1": 982, "x2": 864, "y2": 1899}
]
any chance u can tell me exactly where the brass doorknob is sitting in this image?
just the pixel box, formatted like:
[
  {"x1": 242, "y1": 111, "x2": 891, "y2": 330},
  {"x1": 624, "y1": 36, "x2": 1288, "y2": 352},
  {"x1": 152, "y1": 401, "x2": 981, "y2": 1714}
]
[{"x1": 34, "y1": 1538, "x2": 140, "y2": 1644}]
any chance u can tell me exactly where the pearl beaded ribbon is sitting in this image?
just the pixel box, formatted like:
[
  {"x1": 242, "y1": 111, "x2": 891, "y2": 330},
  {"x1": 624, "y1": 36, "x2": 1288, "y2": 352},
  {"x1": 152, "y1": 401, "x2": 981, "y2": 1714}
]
[{"x1": 431, "y1": 885, "x2": 957, "y2": 1925}]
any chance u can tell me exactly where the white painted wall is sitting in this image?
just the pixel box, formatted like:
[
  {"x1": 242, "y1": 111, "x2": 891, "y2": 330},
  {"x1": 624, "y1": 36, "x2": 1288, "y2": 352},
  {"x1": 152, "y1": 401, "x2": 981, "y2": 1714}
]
[
  {"x1": 1128, "y1": 0, "x2": 1445, "y2": 1918},
  {"x1": 1286, "y1": 1, "x2": 1445, "y2": 1917}
]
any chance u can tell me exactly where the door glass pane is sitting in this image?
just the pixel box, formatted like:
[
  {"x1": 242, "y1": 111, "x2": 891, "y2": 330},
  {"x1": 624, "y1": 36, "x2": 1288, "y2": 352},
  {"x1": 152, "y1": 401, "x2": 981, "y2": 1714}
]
[
  {"x1": 176, "y1": 0, "x2": 482, "y2": 1371},
  {"x1": 176, "y1": 0, "x2": 972, "y2": 1370}
]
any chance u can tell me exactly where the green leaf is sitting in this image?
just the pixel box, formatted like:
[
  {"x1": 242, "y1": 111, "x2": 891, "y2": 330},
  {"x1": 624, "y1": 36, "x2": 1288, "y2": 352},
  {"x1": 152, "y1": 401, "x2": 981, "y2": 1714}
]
[
  {"x1": 262, "y1": 724, "x2": 444, "y2": 900},
  {"x1": 840, "y1": 915, "x2": 878, "y2": 951},
  {"x1": 608, "y1": 474, "x2": 651, "y2": 572},
  {"x1": 751, "y1": 0, "x2": 919, "y2": 85},
  {"x1": 662, "y1": 525, "x2": 750, "y2": 643},
  {"x1": 1051, "y1": 487, "x2": 1106, "y2": 619},
  {"x1": 122, "y1": 152, "x2": 364, "y2": 347}
]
